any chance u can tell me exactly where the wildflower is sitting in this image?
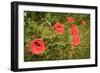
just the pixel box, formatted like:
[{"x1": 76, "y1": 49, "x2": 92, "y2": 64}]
[
  {"x1": 67, "y1": 17, "x2": 74, "y2": 23},
  {"x1": 31, "y1": 39, "x2": 46, "y2": 54},
  {"x1": 54, "y1": 22, "x2": 64, "y2": 34}
]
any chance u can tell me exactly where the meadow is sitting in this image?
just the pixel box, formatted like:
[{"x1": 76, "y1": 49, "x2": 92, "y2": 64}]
[{"x1": 24, "y1": 11, "x2": 90, "y2": 61}]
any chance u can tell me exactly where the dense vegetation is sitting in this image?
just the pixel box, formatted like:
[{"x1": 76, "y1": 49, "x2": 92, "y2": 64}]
[{"x1": 24, "y1": 11, "x2": 90, "y2": 61}]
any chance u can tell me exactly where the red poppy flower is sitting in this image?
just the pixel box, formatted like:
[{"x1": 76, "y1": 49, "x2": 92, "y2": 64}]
[
  {"x1": 73, "y1": 36, "x2": 80, "y2": 46},
  {"x1": 54, "y1": 22, "x2": 64, "y2": 34},
  {"x1": 71, "y1": 24, "x2": 79, "y2": 36},
  {"x1": 71, "y1": 24, "x2": 77, "y2": 29},
  {"x1": 31, "y1": 39, "x2": 46, "y2": 54},
  {"x1": 67, "y1": 17, "x2": 74, "y2": 23}
]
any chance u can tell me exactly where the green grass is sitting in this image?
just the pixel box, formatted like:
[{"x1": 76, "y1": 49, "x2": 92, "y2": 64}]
[{"x1": 24, "y1": 11, "x2": 90, "y2": 62}]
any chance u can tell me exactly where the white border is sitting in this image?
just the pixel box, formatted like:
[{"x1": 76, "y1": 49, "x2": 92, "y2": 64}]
[{"x1": 18, "y1": 5, "x2": 95, "y2": 68}]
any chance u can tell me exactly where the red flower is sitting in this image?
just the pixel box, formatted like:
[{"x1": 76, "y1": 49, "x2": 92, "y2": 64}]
[
  {"x1": 67, "y1": 17, "x2": 74, "y2": 23},
  {"x1": 54, "y1": 22, "x2": 64, "y2": 34},
  {"x1": 71, "y1": 24, "x2": 80, "y2": 46},
  {"x1": 31, "y1": 39, "x2": 46, "y2": 54},
  {"x1": 73, "y1": 36, "x2": 80, "y2": 46},
  {"x1": 71, "y1": 24, "x2": 77, "y2": 29},
  {"x1": 71, "y1": 24, "x2": 79, "y2": 36}
]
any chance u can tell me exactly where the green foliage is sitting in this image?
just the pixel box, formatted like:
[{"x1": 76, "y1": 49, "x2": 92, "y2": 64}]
[{"x1": 24, "y1": 11, "x2": 90, "y2": 61}]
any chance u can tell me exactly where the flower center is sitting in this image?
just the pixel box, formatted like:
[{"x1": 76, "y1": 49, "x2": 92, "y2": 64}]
[
  {"x1": 35, "y1": 42, "x2": 40, "y2": 46},
  {"x1": 57, "y1": 25, "x2": 62, "y2": 28}
]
